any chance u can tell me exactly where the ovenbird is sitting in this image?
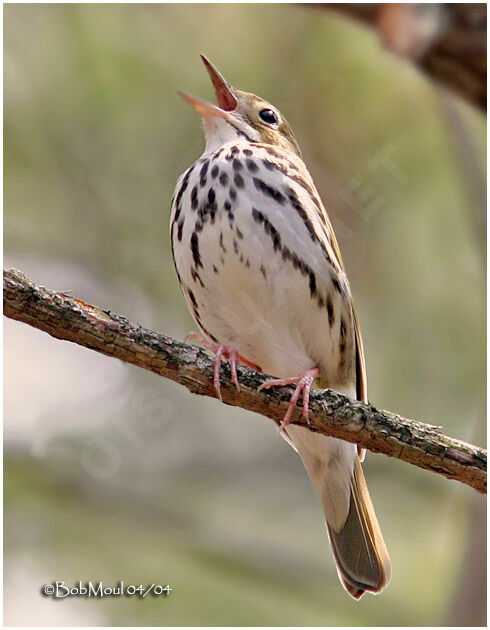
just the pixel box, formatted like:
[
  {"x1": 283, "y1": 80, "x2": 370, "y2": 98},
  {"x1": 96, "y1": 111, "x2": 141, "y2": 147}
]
[{"x1": 170, "y1": 56, "x2": 391, "y2": 598}]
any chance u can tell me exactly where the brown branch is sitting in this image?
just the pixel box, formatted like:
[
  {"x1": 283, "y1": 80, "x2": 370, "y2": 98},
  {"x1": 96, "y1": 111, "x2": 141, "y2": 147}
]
[
  {"x1": 313, "y1": 4, "x2": 486, "y2": 111},
  {"x1": 3, "y1": 267, "x2": 486, "y2": 493}
]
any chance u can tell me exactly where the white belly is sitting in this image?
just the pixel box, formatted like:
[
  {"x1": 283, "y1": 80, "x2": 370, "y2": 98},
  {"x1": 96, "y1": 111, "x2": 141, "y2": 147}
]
[{"x1": 189, "y1": 224, "x2": 319, "y2": 377}]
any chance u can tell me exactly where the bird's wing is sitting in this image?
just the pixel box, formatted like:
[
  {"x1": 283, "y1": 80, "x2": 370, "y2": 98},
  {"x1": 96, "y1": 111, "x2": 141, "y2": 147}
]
[
  {"x1": 352, "y1": 301, "x2": 368, "y2": 404},
  {"x1": 306, "y1": 168, "x2": 368, "y2": 406},
  {"x1": 351, "y1": 302, "x2": 368, "y2": 461},
  {"x1": 308, "y1": 168, "x2": 369, "y2": 457}
]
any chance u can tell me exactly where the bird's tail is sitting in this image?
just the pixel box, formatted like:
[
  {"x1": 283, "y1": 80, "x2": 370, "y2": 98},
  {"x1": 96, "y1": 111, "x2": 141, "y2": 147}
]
[
  {"x1": 286, "y1": 426, "x2": 391, "y2": 598},
  {"x1": 326, "y1": 456, "x2": 391, "y2": 599}
]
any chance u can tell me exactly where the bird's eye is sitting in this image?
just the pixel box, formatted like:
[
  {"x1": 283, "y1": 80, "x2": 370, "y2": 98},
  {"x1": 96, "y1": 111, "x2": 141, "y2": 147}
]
[{"x1": 259, "y1": 109, "x2": 278, "y2": 125}]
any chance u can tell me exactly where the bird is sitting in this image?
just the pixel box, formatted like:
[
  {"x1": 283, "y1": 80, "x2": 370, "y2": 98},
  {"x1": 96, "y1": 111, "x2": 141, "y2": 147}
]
[{"x1": 170, "y1": 55, "x2": 391, "y2": 599}]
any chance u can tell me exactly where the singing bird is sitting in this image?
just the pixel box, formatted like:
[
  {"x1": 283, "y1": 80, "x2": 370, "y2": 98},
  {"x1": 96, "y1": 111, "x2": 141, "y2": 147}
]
[{"x1": 170, "y1": 56, "x2": 391, "y2": 598}]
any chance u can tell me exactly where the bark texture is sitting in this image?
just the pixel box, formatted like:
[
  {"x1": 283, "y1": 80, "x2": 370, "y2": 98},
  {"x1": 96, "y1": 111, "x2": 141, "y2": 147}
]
[{"x1": 4, "y1": 267, "x2": 486, "y2": 493}]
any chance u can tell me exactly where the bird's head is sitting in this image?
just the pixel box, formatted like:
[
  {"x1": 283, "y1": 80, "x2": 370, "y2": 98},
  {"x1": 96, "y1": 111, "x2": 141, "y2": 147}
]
[{"x1": 180, "y1": 55, "x2": 301, "y2": 157}]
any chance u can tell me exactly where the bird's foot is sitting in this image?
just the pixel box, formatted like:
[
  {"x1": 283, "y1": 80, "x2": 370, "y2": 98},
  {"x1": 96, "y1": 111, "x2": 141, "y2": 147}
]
[
  {"x1": 258, "y1": 367, "x2": 320, "y2": 435},
  {"x1": 185, "y1": 332, "x2": 260, "y2": 401}
]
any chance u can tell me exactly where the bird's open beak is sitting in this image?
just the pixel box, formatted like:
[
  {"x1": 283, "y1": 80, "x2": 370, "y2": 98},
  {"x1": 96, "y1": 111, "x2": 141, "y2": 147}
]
[
  {"x1": 179, "y1": 55, "x2": 237, "y2": 119},
  {"x1": 200, "y1": 55, "x2": 237, "y2": 111}
]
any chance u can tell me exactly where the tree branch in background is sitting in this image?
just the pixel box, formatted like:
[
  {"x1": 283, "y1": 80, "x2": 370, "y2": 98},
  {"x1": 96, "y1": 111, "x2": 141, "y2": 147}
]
[
  {"x1": 313, "y1": 3, "x2": 486, "y2": 111},
  {"x1": 3, "y1": 268, "x2": 486, "y2": 493}
]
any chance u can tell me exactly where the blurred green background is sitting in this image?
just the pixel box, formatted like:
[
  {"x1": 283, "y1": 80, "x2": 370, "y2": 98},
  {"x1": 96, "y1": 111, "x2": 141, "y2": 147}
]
[{"x1": 4, "y1": 4, "x2": 485, "y2": 627}]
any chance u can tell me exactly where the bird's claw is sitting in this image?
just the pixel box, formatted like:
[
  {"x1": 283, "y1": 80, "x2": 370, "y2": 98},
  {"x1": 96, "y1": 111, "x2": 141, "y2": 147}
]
[
  {"x1": 185, "y1": 332, "x2": 246, "y2": 401},
  {"x1": 258, "y1": 367, "x2": 320, "y2": 432}
]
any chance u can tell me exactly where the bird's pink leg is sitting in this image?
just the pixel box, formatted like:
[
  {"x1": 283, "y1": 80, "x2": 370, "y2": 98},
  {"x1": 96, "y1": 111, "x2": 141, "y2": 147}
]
[
  {"x1": 258, "y1": 367, "x2": 321, "y2": 434},
  {"x1": 185, "y1": 332, "x2": 260, "y2": 401}
]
